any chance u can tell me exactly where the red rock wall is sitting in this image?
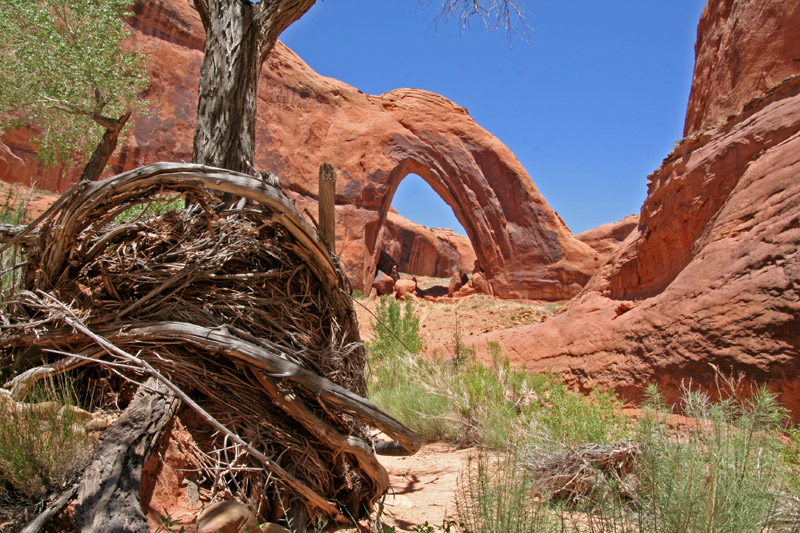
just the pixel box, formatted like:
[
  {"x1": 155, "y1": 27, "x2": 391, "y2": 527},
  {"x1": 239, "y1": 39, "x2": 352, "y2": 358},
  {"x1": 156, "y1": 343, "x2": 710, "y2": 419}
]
[
  {"x1": 381, "y1": 211, "x2": 476, "y2": 279},
  {"x1": 463, "y1": 2, "x2": 800, "y2": 416},
  {"x1": 0, "y1": 0, "x2": 597, "y2": 300},
  {"x1": 684, "y1": 0, "x2": 800, "y2": 136},
  {"x1": 575, "y1": 214, "x2": 638, "y2": 266}
]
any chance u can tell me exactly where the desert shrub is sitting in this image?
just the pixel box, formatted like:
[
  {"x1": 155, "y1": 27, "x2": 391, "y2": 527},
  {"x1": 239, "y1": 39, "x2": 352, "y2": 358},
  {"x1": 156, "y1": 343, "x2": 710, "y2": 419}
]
[
  {"x1": 367, "y1": 296, "x2": 423, "y2": 361},
  {"x1": 0, "y1": 377, "x2": 93, "y2": 505},
  {"x1": 453, "y1": 378, "x2": 799, "y2": 532},
  {"x1": 632, "y1": 383, "x2": 794, "y2": 532}
]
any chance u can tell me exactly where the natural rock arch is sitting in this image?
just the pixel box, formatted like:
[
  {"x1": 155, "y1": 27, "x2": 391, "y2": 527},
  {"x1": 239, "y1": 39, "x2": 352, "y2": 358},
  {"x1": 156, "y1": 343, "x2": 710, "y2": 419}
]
[
  {"x1": 0, "y1": 0, "x2": 598, "y2": 300},
  {"x1": 258, "y1": 60, "x2": 598, "y2": 299}
]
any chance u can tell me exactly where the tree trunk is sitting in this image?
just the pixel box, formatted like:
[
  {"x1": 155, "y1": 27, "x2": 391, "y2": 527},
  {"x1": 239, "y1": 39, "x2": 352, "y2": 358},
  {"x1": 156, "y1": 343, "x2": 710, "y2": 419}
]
[
  {"x1": 191, "y1": 0, "x2": 316, "y2": 174},
  {"x1": 75, "y1": 377, "x2": 180, "y2": 532},
  {"x1": 79, "y1": 111, "x2": 131, "y2": 182}
]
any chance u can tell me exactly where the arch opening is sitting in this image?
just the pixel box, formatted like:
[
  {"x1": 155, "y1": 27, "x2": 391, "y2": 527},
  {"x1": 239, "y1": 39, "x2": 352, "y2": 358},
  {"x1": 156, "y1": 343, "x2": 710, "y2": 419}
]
[{"x1": 378, "y1": 172, "x2": 477, "y2": 287}]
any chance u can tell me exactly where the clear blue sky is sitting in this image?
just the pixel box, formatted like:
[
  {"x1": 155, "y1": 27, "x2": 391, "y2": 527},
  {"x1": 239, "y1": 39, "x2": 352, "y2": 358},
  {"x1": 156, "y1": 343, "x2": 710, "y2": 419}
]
[{"x1": 281, "y1": 1, "x2": 708, "y2": 235}]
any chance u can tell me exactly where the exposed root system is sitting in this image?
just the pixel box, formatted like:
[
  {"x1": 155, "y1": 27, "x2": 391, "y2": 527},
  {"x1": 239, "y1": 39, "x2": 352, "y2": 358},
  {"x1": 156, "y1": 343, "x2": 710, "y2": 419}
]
[{"x1": 0, "y1": 163, "x2": 420, "y2": 527}]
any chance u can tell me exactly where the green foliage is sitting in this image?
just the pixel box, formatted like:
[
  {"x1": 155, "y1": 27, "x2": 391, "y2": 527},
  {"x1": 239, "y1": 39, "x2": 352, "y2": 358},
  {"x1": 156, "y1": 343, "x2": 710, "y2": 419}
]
[
  {"x1": 456, "y1": 449, "x2": 558, "y2": 532},
  {"x1": 155, "y1": 509, "x2": 186, "y2": 533},
  {"x1": 0, "y1": 0, "x2": 147, "y2": 169},
  {"x1": 453, "y1": 382, "x2": 799, "y2": 532},
  {"x1": 0, "y1": 188, "x2": 32, "y2": 295},
  {"x1": 632, "y1": 384, "x2": 793, "y2": 532},
  {"x1": 0, "y1": 377, "x2": 93, "y2": 505},
  {"x1": 113, "y1": 193, "x2": 184, "y2": 223},
  {"x1": 368, "y1": 316, "x2": 630, "y2": 448},
  {"x1": 368, "y1": 296, "x2": 423, "y2": 361}
]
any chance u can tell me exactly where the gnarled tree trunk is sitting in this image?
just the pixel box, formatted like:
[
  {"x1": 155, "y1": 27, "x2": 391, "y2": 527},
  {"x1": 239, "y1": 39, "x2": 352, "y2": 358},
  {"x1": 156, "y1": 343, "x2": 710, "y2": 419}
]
[{"x1": 191, "y1": 0, "x2": 316, "y2": 173}]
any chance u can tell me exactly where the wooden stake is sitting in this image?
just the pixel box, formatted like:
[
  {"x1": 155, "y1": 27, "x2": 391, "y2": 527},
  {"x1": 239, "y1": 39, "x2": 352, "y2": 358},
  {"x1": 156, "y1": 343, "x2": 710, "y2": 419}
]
[{"x1": 318, "y1": 163, "x2": 336, "y2": 254}]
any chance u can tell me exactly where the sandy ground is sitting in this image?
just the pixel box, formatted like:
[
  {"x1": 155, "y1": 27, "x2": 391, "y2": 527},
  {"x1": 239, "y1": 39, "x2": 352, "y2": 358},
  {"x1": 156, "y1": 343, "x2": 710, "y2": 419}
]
[
  {"x1": 353, "y1": 276, "x2": 559, "y2": 357},
  {"x1": 345, "y1": 282, "x2": 561, "y2": 531}
]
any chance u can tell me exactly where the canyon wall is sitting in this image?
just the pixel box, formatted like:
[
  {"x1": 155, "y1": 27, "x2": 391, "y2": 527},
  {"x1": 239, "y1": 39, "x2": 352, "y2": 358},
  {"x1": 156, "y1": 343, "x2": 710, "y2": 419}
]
[{"x1": 465, "y1": 0, "x2": 800, "y2": 415}]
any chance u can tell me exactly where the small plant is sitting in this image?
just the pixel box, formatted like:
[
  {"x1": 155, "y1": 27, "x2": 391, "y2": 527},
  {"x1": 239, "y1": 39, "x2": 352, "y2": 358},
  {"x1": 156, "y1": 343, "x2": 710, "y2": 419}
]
[
  {"x1": 451, "y1": 311, "x2": 474, "y2": 366},
  {"x1": 0, "y1": 377, "x2": 93, "y2": 506},
  {"x1": 456, "y1": 448, "x2": 559, "y2": 532},
  {"x1": 155, "y1": 509, "x2": 186, "y2": 533},
  {"x1": 351, "y1": 289, "x2": 364, "y2": 299},
  {"x1": 367, "y1": 295, "x2": 423, "y2": 361}
]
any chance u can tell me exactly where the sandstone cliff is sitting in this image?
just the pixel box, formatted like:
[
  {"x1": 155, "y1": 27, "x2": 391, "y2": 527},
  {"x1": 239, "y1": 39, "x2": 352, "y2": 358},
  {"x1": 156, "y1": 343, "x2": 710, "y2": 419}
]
[
  {"x1": 464, "y1": 0, "x2": 800, "y2": 416},
  {"x1": 381, "y1": 211, "x2": 476, "y2": 279}
]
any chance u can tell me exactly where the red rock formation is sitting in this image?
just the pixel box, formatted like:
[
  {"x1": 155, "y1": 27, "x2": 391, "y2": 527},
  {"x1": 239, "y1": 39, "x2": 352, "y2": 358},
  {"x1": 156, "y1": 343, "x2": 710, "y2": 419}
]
[
  {"x1": 684, "y1": 0, "x2": 800, "y2": 136},
  {"x1": 0, "y1": 0, "x2": 597, "y2": 300},
  {"x1": 463, "y1": 23, "x2": 800, "y2": 417},
  {"x1": 575, "y1": 214, "x2": 638, "y2": 265}
]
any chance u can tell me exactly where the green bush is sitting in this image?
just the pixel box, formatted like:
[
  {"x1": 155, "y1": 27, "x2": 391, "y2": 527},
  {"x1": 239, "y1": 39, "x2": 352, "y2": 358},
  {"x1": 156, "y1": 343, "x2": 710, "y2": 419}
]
[
  {"x1": 0, "y1": 378, "x2": 93, "y2": 505},
  {"x1": 632, "y1": 384, "x2": 793, "y2": 532},
  {"x1": 367, "y1": 296, "x2": 423, "y2": 361},
  {"x1": 456, "y1": 448, "x2": 568, "y2": 533}
]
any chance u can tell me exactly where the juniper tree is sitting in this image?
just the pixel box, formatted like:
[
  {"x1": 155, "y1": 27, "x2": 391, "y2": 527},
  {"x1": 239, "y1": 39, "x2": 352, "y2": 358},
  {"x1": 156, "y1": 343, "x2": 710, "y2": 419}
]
[{"x1": 0, "y1": 0, "x2": 147, "y2": 183}]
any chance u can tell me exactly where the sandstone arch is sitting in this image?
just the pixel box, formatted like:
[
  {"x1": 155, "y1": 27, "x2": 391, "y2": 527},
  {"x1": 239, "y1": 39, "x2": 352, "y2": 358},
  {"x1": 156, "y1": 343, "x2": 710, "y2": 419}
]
[
  {"x1": 0, "y1": 0, "x2": 598, "y2": 300},
  {"x1": 259, "y1": 59, "x2": 598, "y2": 299}
]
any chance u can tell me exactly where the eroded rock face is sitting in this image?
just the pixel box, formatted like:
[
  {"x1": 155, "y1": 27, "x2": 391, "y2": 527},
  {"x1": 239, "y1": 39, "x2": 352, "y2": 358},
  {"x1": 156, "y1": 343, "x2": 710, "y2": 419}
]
[
  {"x1": 575, "y1": 214, "x2": 638, "y2": 266},
  {"x1": 464, "y1": 47, "x2": 800, "y2": 414},
  {"x1": 0, "y1": 0, "x2": 596, "y2": 300},
  {"x1": 684, "y1": 0, "x2": 800, "y2": 136}
]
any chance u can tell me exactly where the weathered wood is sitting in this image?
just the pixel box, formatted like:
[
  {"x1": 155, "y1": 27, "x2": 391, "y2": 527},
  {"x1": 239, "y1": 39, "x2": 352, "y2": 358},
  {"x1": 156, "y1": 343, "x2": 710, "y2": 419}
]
[
  {"x1": 75, "y1": 377, "x2": 180, "y2": 532},
  {"x1": 20, "y1": 483, "x2": 79, "y2": 533},
  {"x1": 191, "y1": 0, "x2": 315, "y2": 175},
  {"x1": 318, "y1": 162, "x2": 337, "y2": 254},
  {"x1": 29, "y1": 163, "x2": 339, "y2": 293},
  {"x1": 79, "y1": 111, "x2": 131, "y2": 183},
  {"x1": 38, "y1": 292, "x2": 344, "y2": 520},
  {"x1": 255, "y1": 372, "x2": 390, "y2": 501},
  {"x1": 125, "y1": 321, "x2": 422, "y2": 455}
]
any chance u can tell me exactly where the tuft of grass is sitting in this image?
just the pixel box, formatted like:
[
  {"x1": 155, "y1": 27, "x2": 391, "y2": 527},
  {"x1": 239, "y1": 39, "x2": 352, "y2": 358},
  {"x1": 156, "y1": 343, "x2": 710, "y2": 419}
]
[{"x1": 0, "y1": 377, "x2": 93, "y2": 506}]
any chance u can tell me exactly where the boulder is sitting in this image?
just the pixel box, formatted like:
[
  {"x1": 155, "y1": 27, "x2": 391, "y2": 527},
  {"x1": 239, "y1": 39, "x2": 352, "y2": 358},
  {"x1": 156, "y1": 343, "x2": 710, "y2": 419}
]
[
  {"x1": 395, "y1": 278, "x2": 418, "y2": 300},
  {"x1": 376, "y1": 250, "x2": 399, "y2": 280},
  {"x1": 448, "y1": 271, "x2": 468, "y2": 296},
  {"x1": 372, "y1": 270, "x2": 395, "y2": 296}
]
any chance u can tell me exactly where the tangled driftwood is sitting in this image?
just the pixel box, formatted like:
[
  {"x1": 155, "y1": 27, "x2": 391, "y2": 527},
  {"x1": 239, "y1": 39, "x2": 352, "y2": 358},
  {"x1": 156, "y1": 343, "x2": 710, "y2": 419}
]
[
  {"x1": 0, "y1": 163, "x2": 420, "y2": 531},
  {"x1": 529, "y1": 441, "x2": 640, "y2": 501}
]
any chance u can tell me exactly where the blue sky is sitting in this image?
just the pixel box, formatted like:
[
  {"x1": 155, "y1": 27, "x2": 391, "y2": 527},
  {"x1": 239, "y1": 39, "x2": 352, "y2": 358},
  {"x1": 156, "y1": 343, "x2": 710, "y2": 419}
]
[{"x1": 281, "y1": 1, "x2": 708, "y2": 235}]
